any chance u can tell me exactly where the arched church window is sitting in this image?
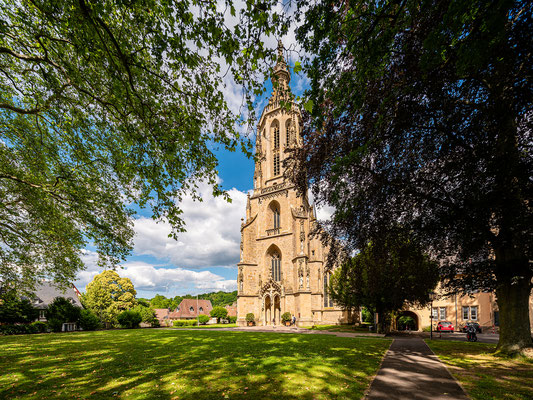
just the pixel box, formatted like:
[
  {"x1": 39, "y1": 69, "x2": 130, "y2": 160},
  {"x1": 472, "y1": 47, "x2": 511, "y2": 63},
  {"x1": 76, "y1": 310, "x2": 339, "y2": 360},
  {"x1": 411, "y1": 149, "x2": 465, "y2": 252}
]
[
  {"x1": 285, "y1": 120, "x2": 291, "y2": 146},
  {"x1": 273, "y1": 206, "x2": 280, "y2": 228},
  {"x1": 324, "y1": 272, "x2": 333, "y2": 307},
  {"x1": 273, "y1": 124, "x2": 280, "y2": 149},
  {"x1": 273, "y1": 153, "x2": 280, "y2": 176},
  {"x1": 271, "y1": 253, "x2": 281, "y2": 282}
]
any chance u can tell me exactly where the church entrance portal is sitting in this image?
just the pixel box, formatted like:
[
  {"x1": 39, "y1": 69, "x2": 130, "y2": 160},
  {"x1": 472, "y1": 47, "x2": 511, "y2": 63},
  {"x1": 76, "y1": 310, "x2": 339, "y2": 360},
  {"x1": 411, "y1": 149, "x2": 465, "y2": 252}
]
[
  {"x1": 264, "y1": 294, "x2": 282, "y2": 325},
  {"x1": 396, "y1": 311, "x2": 419, "y2": 331}
]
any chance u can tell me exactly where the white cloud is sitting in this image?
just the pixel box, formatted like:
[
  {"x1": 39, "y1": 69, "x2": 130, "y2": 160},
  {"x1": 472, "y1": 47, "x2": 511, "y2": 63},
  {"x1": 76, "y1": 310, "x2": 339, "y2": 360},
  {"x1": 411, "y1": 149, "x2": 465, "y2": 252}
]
[
  {"x1": 133, "y1": 181, "x2": 247, "y2": 269},
  {"x1": 74, "y1": 250, "x2": 237, "y2": 295}
]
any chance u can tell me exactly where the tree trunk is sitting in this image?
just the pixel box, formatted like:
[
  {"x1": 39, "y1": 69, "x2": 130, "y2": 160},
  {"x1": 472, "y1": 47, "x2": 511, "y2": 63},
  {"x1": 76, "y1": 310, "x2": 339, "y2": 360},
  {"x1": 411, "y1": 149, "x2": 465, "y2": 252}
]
[{"x1": 495, "y1": 274, "x2": 532, "y2": 354}]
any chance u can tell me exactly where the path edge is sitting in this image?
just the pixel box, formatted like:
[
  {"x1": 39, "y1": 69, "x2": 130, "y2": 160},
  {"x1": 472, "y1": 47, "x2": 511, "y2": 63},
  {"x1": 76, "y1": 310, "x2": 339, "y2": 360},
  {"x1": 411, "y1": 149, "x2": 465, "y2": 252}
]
[
  {"x1": 362, "y1": 338, "x2": 394, "y2": 400},
  {"x1": 422, "y1": 339, "x2": 471, "y2": 399}
]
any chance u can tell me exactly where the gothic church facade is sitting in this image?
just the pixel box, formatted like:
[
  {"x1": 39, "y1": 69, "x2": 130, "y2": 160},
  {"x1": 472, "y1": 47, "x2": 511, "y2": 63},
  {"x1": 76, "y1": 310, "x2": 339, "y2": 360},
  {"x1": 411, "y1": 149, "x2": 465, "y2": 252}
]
[{"x1": 236, "y1": 43, "x2": 353, "y2": 327}]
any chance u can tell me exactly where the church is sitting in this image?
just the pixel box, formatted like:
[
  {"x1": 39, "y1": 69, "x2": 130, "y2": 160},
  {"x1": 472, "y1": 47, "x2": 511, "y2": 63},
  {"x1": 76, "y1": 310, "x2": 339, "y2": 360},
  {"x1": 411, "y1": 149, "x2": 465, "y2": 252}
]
[{"x1": 236, "y1": 43, "x2": 354, "y2": 327}]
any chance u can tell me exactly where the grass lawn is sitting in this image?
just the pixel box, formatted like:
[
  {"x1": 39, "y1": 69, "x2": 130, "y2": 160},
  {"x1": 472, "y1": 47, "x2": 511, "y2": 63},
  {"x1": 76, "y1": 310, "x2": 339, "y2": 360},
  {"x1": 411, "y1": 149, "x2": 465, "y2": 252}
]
[
  {"x1": 0, "y1": 329, "x2": 390, "y2": 400},
  {"x1": 426, "y1": 340, "x2": 533, "y2": 400},
  {"x1": 171, "y1": 323, "x2": 237, "y2": 329},
  {"x1": 302, "y1": 325, "x2": 372, "y2": 333}
]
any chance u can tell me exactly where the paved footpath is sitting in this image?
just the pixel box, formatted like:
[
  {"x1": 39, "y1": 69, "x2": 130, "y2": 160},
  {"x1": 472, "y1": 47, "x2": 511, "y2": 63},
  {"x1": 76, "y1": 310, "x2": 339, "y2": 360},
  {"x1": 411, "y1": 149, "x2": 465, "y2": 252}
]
[{"x1": 366, "y1": 338, "x2": 468, "y2": 400}]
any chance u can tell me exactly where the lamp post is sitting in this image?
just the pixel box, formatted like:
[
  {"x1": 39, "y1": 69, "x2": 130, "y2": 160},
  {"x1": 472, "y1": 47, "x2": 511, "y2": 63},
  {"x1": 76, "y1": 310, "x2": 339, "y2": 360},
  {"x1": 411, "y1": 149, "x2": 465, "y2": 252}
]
[{"x1": 429, "y1": 291, "x2": 436, "y2": 340}]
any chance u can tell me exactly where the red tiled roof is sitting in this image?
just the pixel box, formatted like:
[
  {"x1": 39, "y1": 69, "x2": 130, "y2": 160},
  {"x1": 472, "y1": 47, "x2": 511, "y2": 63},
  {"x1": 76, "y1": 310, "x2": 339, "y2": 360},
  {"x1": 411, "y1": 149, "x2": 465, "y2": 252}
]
[
  {"x1": 173, "y1": 299, "x2": 213, "y2": 319},
  {"x1": 154, "y1": 309, "x2": 170, "y2": 321},
  {"x1": 226, "y1": 302, "x2": 237, "y2": 317}
]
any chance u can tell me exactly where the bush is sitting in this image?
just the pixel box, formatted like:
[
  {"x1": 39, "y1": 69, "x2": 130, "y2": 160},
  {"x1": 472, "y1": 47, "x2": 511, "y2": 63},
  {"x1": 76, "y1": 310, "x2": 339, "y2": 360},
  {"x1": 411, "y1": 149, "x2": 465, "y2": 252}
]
[
  {"x1": 245, "y1": 313, "x2": 255, "y2": 323},
  {"x1": 79, "y1": 309, "x2": 100, "y2": 331},
  {"x1": 198, "y1": 314, "x2": 210, "y2": 325},
  {"x1": 31, "y1": 321, "x2": 48, "y2": 333},
  {"x1": 46, "y1": 297, "x2": 82, "y2": 331},
  {"x1": 152, "y1": 318, "x2": 160, "y2": 327},
  {"x1": 361, "y1": 308, "x2": 374, "y2": 323},
  {"x1": 281, "y1": 312, "x2": 292, "y2": 323},
  {"x1": 117, "y1": 310, "x2": 142, "y2": 329},
  {"x1": 228, "y1": 316, "x2": 237, "y2": 324},
  {"x1": 172, "y1": 319, "x2": 198, "y2": 327},
  {"x1": 210, "y1": 306, "x2": 228, "y2": 323},
  {"x1": 0, "y1": 324, "x2": 30, "y2": 335},
  {"x1": 422, "y1": 325, "x2": 432, "y2": 332}
]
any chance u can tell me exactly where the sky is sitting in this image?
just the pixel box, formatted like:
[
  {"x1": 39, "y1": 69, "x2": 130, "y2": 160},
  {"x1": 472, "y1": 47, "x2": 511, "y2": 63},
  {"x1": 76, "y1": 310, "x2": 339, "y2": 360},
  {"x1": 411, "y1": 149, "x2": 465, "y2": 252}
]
[{"x1": 73, "y1": 28, "x2": 331, "y2": 299}]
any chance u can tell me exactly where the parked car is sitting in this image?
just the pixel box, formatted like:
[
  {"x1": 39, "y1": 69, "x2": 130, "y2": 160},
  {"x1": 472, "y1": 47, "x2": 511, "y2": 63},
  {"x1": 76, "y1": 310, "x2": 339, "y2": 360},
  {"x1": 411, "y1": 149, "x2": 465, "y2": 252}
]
[
  {"x1": 462, "y1": 322, "x2": 482, "y2": 333},
  {"x1": 436, "y1": 321, "x2": 454, "y2": 333}
]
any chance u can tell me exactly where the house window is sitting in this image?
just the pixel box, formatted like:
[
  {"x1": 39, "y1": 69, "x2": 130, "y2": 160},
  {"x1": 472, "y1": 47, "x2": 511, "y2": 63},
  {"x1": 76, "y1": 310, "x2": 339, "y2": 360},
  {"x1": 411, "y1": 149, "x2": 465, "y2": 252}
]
[
  {"x1": 273, "y1": 153, "x2": 280, "y2": 176},
  {"x1": 271, "y1": 253, "x2": 281, "y2": 282},
  {"x1": 462, "y1": 306, "x2": 469, "y2": 320},
  {"x1": 439, "y1": 307, "x2": 446, "y2": 320},
  {"x1": 494, "y1": 311, "x2": 499, "y2": 326},
  {"x1": 462, "y1": 306, "x2": 478, "y2": 320},
  {"x1": 324, "y1": 273, "x2": 333, "y2": 307},
  {"x1": 39, "y1": 310, "x2": 46, "y2": 319},
  {"x1": 470, "y1": 306, "x2": 478, "y2": 320},
  {"x1": 189, "y1": 307, "x2": 194, "y2": 312},
  {"x1": 199, "y1": 307, "x2": 203, "y2": 312},
  {"x1": 431, "y1": 308, "x2": 438, "y2": 319}
]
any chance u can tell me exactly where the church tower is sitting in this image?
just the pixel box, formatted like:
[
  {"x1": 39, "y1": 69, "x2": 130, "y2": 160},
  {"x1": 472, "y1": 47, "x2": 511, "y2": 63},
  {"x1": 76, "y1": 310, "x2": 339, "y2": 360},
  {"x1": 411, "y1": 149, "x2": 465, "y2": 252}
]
[{"x1": 236, "y1": 42, "x2": 353, "y2": 327}]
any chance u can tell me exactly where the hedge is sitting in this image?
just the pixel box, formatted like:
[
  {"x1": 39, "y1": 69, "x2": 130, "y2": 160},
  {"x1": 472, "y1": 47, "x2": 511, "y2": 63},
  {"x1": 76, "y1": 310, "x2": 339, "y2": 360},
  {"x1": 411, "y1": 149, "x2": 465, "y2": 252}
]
[{"x1": 172, "y1": 319, "x2": 198, "y2": 327}]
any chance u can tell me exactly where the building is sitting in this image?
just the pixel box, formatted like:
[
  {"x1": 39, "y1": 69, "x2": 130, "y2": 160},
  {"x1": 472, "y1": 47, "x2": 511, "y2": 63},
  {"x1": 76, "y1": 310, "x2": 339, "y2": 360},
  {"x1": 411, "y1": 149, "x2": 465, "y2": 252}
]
[
  {"x1": 236, "y1": 42, "x2": 354, "y2": 327},
  {"x1": 155, "y1": 299, "x2": 214, "y2": 326},
  {"x1": 31, "y1": 281, "x2": 83, "y2": 331}
]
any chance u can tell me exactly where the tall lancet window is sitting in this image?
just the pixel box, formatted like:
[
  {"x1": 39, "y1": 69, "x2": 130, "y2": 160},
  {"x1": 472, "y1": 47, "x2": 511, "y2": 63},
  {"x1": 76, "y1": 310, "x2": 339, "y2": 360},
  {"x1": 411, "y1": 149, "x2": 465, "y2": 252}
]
[
  {"x1": 273, "y1": 206, "x2": 280, "y2": 229},
  {"x1": 324, "y1": 272, "x2": 333, "y2": 307},
  {"x1": 271, "y1": 253, "x2": 281, "y2": 281},
  {"x1": 273, "y1": 125, "x2": 280, "y2": 149},
  {"x1": 273, "y1": 153, "x2": 280, "y2": 176},
  {"x1": 285, "y1": 121, "x2": 291, "y2": 146}
]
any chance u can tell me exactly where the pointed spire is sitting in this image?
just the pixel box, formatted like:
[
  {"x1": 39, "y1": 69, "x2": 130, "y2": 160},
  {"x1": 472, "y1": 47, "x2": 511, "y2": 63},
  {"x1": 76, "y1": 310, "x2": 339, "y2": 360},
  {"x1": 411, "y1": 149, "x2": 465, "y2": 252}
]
[{"x1": 273, "y1": 40, "x2": 290, "y2": 83}]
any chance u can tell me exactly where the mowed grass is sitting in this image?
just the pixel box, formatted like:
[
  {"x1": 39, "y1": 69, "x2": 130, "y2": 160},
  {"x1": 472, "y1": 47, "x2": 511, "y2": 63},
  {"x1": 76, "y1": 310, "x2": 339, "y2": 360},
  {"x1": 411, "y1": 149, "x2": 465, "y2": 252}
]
[
  {"x1": 171, "y1": 323, "x2": 237, "y2": 329},
  {"x1": 0, "y1": 329, "x2": 391, "y2": 400},
  {"x1": 301, "y1": 325, "x2": 372, "y2": 333},
  {"x1": 426, "y1": 340, "x2": 533, "y2": 400}
]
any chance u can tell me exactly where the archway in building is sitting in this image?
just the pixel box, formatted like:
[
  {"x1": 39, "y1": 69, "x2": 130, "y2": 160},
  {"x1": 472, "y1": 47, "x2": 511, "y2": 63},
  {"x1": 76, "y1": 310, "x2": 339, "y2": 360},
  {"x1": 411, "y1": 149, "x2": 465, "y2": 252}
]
[
  {"x1": 273, "y1": 295, "x2": 281, "y2": 325},
  {"x1": 396, "y1": 311, "x2": 419, "y2": 331},
  {"x1": 264, "y1": 295, "x2": 272, "y2": 326}
]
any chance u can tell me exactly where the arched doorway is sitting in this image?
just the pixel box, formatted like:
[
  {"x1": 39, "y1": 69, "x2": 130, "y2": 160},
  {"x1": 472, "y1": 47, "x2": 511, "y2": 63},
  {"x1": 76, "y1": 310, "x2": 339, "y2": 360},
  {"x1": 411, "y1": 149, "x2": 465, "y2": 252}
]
[
  {"x1": 396, "y1": 311, "x2": 419, "y2": 331},
  {"x1": 273, "y1": 295, "x2": 281, "y2": 325},
  {"x1": 264, "y1": 295, "x2": 272, "y2": 325}
]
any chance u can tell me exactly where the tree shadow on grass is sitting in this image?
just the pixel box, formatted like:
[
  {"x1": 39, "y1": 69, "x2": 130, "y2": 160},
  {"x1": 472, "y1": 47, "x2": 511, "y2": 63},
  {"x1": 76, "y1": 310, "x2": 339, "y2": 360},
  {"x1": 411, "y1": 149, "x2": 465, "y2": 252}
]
[{"x1": 0, "y1": 329, "x2": 391, "y2": 400}]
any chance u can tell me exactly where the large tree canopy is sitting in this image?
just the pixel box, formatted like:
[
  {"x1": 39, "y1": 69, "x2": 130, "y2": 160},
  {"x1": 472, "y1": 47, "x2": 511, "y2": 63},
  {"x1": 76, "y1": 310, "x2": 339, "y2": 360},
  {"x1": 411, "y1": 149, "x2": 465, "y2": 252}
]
[
  {"x1": 0, "y1": 0, "x2": 284, "y2": 292},
  {"x1": 291, "y1": 0, "x2": 532, "y2": 352},
  {"x1": 330, "y1": 230, "x2": 439, "y2": 333}
]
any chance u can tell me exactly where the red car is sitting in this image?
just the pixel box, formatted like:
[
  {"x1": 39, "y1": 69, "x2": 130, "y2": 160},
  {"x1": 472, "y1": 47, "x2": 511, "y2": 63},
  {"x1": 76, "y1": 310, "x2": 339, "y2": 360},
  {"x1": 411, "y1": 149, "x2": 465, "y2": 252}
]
[{"x1": 436, "y1": 321, "x2": 454, "y2": 333}]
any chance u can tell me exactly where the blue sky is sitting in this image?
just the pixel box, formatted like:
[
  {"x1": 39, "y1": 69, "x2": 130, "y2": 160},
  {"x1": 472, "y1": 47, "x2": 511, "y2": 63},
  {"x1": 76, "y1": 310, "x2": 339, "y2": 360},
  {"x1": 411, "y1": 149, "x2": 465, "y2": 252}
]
[{"x1": 74, "y1": 46, "x2": 316, "y2": 299}]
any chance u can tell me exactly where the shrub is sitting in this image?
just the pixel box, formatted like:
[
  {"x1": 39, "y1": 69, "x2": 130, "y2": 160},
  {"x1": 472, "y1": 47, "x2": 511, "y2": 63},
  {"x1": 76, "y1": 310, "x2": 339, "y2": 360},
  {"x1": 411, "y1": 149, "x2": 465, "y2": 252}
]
[
  {"x1": 151, "y1": 318, "x2": 160, "y2": 327},
  {"x1": 198, "y1": 314, "x2": 210, "y2": 325},
  {"x1": 228, "y1": 316, "x2": 237, "y2": 324},
  {"x1": 117, "y1": 310, "x2": 142, "y2": 329},
  {"x1": 0, "y1": 324, "x2": 29, "y2": 335},
  {"x1": 361, "y1": 308, "x2": 374, "y2": 323},
  {"x1": 281, "y1": 312, "x2": 292, "y2": 323},
  {"x1": 422, "y1": 325, "x2": 432, "y2": 332},
  {"x1": 173, "y1": 319, "x2": 198, "y2": 327},
  {"x1": 31, "y1": 321, "x2": 48, "y2": 333},
  {"x1": 245, "y1": 313, "x2": 255, "y2": 323},
  {"x1": 210, "y1": 306, "x2": 228, "y2": 323},
  {"x1": 46, "y1": 297, "x2": 82, "y2": 331},
  {"x1": 79, "y1": 309, "x2": 100, "y2": 331}
]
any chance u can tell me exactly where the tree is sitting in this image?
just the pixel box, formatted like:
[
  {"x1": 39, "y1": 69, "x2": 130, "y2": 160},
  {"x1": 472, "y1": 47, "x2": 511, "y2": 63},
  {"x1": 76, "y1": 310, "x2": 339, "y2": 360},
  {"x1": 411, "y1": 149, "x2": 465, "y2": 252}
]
[
  {"x1": 117, "y1": 310, "x2": 142, "y2": 329},
  {"x1": 329, "y1": 232, "x2": 439, "y2": 333},
  {"x1": 210, "y1": 306, "x2": 228, "y2": 323},
  {"x1": 133, "y1": 304, "x2": 157, "y2": 326},
  {"x1": 46, "y1": 296, "x2": 82, "y2": 332},
  {"x1": 198, "y1": 314, "x2": 210, "y2": 325},
  {"x1": 79, "y1": 309, "x2": 100, "y2": 331},
  {"x1": 0, "y1": 290, "x2": 38, "y2": 323},
  {"x1": 292, "y1": 0, "x2": 532, "y2": 353},
  {"x1": 82, "y1": 270, "x2": 136, "y2": 327},
  {"x1": 0, "y1": 0, "x2": 286, "y2": 293}
]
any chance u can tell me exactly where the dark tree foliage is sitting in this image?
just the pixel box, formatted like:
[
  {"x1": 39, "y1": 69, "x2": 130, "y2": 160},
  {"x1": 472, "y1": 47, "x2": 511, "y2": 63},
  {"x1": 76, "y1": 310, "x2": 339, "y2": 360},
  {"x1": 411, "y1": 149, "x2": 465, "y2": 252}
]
[
  {"x1": 329, "y1": 231, "x2": 439, "y2": 333},
  {"x1": 150, "y1": 290, "x2": 237, "y2": 310},
  {"x1": 46, "y1": 296, "x2": 82, "y2": 331},
  {"x1": 291, "y1": 0, "x2": 532, "y2": 352},
  {"x1": 116, "y1": 310, "x2": 142, "y2": 329},
  {"x1": 0, "y1": 290, "x2": 39, "y2": 323}
]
